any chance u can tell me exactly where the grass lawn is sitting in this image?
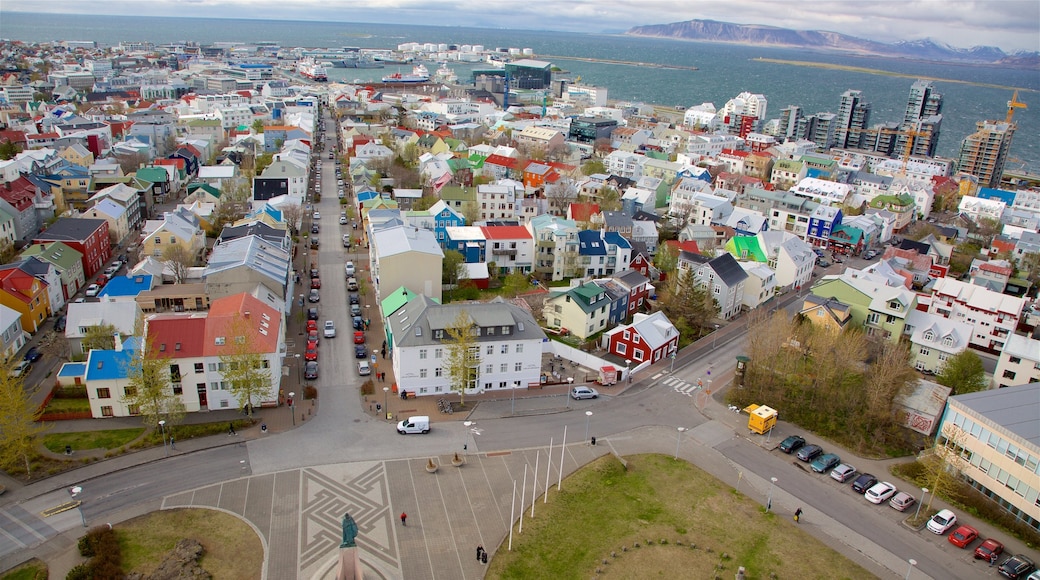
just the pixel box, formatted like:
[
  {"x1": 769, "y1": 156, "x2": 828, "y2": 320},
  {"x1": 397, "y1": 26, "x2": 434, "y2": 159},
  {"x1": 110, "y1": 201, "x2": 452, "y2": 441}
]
[
  {"x1": 41, "y1": 397, "x2": 91, "y2": 414},
  {"x1": 0, "y1": 559, "x2": 46, "y2": 580},
  {"x1": 42, "y1": 428, "x2": 144, "y2": 453},
  {"x1": 116, "y1": 508, "x2": 262, "y2": 579},
  {"x1": 489, "y1": 454, "x2": 875, "y2": 580}
]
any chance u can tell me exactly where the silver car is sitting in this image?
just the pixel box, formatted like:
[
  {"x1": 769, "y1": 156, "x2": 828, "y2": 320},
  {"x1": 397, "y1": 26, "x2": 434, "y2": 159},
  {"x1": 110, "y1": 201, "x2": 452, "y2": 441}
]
[
  {"x1": 570, "y1": 386, "x2": 599, "y2": 400},
  {"x1": 830, "y1": 463, "x2": 857, "y2": 482}
]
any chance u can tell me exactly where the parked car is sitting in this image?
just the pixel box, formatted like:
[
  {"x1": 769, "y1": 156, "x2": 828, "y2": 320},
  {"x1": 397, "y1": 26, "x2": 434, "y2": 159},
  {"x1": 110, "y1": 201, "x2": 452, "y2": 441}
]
[
  {"x1": 948, "y1": 525, "x2": 979, "y2": 548},
  {"x1": 975, "y1": 538, "x2": 1005, "y2": 562},
  {"x1": 851, "y1": 473, "x2": 878, "y2": 494},
  {"x1": 311, "y1": 224, "x2": 320, "y2": 234},
  {"x1": 307, "y1": 330, "x2": 320, "y2": 344},
  {"x1": 308, "y1": 289, "x2": 320, "y2": 303},
  {"x1": 863, "y1": 249, "x2": 878, "y2": 260},
  {"x1": 339, "y1": 215, "x2": 348, "y2": 225},
  {"x1": 323, "y1": 321, "x2": 336, "y2": 338},
  {"x1": 778, "y1": 435, "x2": 805, "y2": 454},
  {"x1": 310, "y1": 268, "x2": 320, "y2": 278},
  {"x1": 864, "y1": 482, "x2": 897, "y2": 504},
  {"x1": 345, "y1": 261, "x2": 355, "y2": 276},
  {"x1": 355, "y1": 344, "x2": 367, "y2": 358},
  {"x1": 570, "y1": 386, "x2": 599, "y2": 400},
  {"x1": 103, "y1": 263, "x2": 120, "y2": 276},
  {"x1": 350, "y1": 303, "x2": 362, "y2": 317},
  {"x1": 304, "y1": 361, "x2": 319, "y2": 380},
  {"x1": 888, "y1": 491, "x2": 916, "y2": 512},
  {"x1": 927, "y1": 509, "x2": 957, "y2": 534},
  {"x1": 310, "y1": 237, "x2": 320, "y2": 249},
  {"x1": 85, "y1": 283, "x2": 101, "y2": 297},
  {"x1": 795, "y1": 444, "x2": 823, "y2": 462},
  {"x1": 305, "y1": 345, "x2": 319, "y2": 362},
  {"x1": 354, "y1": 331, "x2": 365, "y2": 344},
  {"x1": 307, "y1": 319, "x2": 319, "y2": 332},
  {"x1": 999, "y1": 555, "x2": 1036, "y2": 579},
  {"x1": 810, "y1": 453, "x2": 841, "y2": 473},
  {"x1": 347, "y1": 277, "x2": 358, "y2": 291},
  {"x1": 349, "y1": 293, "x2": 359, "y2": 305},
  {"x1": 310, "y1": 277, "x2": 321, "y2": 289},
  {"x1": 313, "y1": 211, "x2": 321, "y2": 220},
  {"x1": 23, "y1": 347, "x2": 42, "y2": 362},
  {"x1": 352, "y1": 316, "x2": 364, "y2": 330},
  {"x1": 342, "y1": 234, "x2": 351, "y2": 247},
  {"x1": 357, "y1": 360, "x2": 371, "y2": 376},
  {"x1": 816, "y1": 259, "x2": 831, "y2": 268},
  {"x1": 9, "y1": 360, "x2": 31, "y2": 378},
  {"x1": 307, "y1": 308, "x2": 319, "y2": 321},
  {"x1": 829, "y1": 463, "x2": 856, "y2": 482}
]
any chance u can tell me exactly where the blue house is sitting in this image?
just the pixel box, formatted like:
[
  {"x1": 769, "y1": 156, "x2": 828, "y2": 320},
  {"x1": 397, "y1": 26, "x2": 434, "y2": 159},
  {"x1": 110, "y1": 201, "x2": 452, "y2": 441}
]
[
  {"x1": 976, "y1": 187, "x2": 1016, "y2": 206},
  {"x1": 427, "y1": 200, "x2": 466, "y2": 245},
  {"x1": 807, "y1": 206, "x2": 842, "y2": 249},
  {"x1": 98, "y1": 274, "x2": 154, "y2": 299},
  {"x1": 444, "y1": 226, "x2": 487, "y2": 263}
]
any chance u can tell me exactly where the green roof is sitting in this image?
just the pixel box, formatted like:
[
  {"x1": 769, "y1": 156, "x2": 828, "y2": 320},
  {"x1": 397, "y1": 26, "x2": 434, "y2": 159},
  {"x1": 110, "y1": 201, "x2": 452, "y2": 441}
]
[
  {"x1": 188, "y1": 119, "x2": 222, "y2": 127},
  {"x1": 135, "y1": 167, "x2": 169, "y2": 183},
  {"x1": 830, "y1": 224, "x2": 863, "y2": 244},
  {"x1": 447, "y1": 158, "x2": 472, "y2": 171},
  {"x1": 187, "y1": 183, "x2": 222, "y2": 198},
  {"x1": 725, "y1": 236, "x2": 767, "y2": 262},
  {"x1": 775, "y1": 159, "x2": 802, "y2": 170},
  {"x1": 20, "y1": 241, "x2": 84, "y2": 270}
]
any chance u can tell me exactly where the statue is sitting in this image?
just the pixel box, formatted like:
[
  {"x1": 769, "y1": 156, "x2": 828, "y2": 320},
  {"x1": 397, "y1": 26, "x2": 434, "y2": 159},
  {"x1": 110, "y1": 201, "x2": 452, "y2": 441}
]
[{"x1": 340, "y1": 513, "x2": 359, "y2": 548}]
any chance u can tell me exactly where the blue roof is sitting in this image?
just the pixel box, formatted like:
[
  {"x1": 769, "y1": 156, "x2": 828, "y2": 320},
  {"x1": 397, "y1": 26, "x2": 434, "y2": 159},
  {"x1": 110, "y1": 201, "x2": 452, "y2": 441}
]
[
  {"x1": 356, "y1": 190, "x2": 379, "y2": 203},
  {"x1": 85, "y1": 347, "x2": 136, "y2": 381},
  {"x1": 58, "y1": 362, "x2": 87, "y2": 377},
  {"x1": 603, "y1": 231, "x2": 631, "y2": 249},
  {"x1": 98, "y1": 274, "x2": 153, "y2": 298},
  {"x1": 577, "y1": 230, "x2": 606, "y2": 255},
  {"x1": 977, "y1": 187, "x2": 1016, "y2": 205}
]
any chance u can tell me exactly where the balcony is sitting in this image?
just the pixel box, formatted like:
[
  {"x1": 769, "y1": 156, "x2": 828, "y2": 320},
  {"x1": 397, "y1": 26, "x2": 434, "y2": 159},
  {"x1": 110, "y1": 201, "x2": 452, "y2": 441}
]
[{"x1": 492, "y1": 247, "x2": 517, "y2": 256}]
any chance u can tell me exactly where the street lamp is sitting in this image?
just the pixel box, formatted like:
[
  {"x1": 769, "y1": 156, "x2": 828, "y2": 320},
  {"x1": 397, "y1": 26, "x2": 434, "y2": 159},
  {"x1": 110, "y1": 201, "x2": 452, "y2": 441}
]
[
  {"x1": 294, "y1": 353, "x2": 302, "y2": 382},
  {"x1": 69, "y1": 486, "x2": 86, "y2": 527},
  {"x1": 766, "y1": 476, "x2": 777, "y2": 512},
  {"x1": 904, "y1": 558, "x2": 917, "y2": 580},
  {"x1": 914, "y1": 487, "x2": 928, "y2": 521},
  {"x1": 674, "y1": 427, "x2": 687, "y2": 460},
  {"x1": 288, "y1": 391, "x2": 296, "y2": 426},
  {"x1": 669, "y1": 347, "x2": 678, "y2": 373},
  {"x1": 158, "y1": 420, "x2": 168, "y2": 457},
  {"x1": 584, "y1": 410, "x2": 593, "y2": 444},
  {"x1": 712, "y1": 324, "x2": 721, "y2": 348},
  {"x1": 383, "y1": 386, "x2": 390, "y2": 421},
  {"x1": 625, "y1": 359, "x2": 632, "y2": 383}
]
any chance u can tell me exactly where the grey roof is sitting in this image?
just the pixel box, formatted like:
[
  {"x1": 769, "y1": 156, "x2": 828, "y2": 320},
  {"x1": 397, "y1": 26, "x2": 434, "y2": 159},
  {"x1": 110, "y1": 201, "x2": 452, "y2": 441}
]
[
  {"x1": 218, "y1": 222, "x2": 286, "y2": 247},
  {"x1": 613, "y1": 268, "x2": 649, "y2": 289},
  {"x1": 388, "y1": 295, "x2": 546, "y2": 349},
  {"x1": 36, "y1": 217, "x2": 107, "y2": 241},
  {"x1": 204, "y1": 234, "x2": 290, "y2": 285},
  {"x1": 602, "y1": 211, "x2": 633, "y2": 228},
  {"x1": 951, "y1": 382, "x2": 1040, "y2": 448},
  {"x1": 708, "y1": 253, "x2": 749, "y2": 287}
]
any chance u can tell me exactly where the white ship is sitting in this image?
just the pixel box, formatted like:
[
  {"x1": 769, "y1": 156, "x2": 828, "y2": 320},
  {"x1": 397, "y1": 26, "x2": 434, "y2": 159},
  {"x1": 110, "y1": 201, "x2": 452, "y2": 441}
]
[
  {"x1": 433, "y1": 63, "x2": 458, "y2": 84},
  {"x1": 382, "y1": 64, "x2": 430, "y2": 83},
  {"x1": 297, "y1": 59, "x2": 328, "y2": 82}
]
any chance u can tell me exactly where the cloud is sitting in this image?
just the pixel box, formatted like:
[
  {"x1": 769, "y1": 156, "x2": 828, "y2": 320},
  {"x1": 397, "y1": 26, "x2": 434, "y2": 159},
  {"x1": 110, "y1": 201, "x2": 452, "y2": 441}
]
[{"x1": 2, "y1": 0, "x2": 1038, "y2": 52}]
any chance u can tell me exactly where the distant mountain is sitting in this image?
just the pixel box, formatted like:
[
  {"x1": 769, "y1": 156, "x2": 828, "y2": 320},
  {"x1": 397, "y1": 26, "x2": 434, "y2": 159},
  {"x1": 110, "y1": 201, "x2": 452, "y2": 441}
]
[{"x1": 625, "y1": 20, "x2": 1039, "y2": 66}]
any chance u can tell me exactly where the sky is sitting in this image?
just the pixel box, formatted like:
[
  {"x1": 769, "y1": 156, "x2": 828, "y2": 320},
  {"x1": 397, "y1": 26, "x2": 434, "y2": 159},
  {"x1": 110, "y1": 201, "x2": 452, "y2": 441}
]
[{"x1": 2, "y1": 0, "x2": 1039, "y2": 53}]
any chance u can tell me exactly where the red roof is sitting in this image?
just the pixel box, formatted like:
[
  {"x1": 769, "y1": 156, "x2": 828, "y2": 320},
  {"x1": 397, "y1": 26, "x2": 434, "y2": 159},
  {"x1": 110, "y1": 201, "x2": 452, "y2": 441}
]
[
  {"x1": 204, "y1": 294, "x2": 281, "y2": 357},
  {"x1": 27, "y1": 132, "x2": 59, "y2": 140},
  {"x1": 0, "y1": 177, "x2": 36, "y2": 211},
  {"x1": 146, "y1": 315, "x2": 208, "y2": 359},
  {"x1": 0, "y1": 130, "x2": 27, "y2": 145},
  {"x1": 568, "y1": 202, "x2": 600, "y2": 222},
  {"x1": 0, "y1": 268, "x2": 44, "y2": 302},
  {"x1": 979, "y1": 261, "x2": 1013, "y2": 276},
  {"x1": 153, "y1": 158, "x2": 184, "y2": 170},
  {"x1": 485, "y1": 154, "x2": 518, "y2": 168},
  {"x1": 480, "y1": 225, "x2": 532, "y2": 240},
  {"x1": 664, "y1": 239, "x2": 701, "y2": 255},
  {"x1": 721, "y1": 148, "x2": 749, "y2": 158}
]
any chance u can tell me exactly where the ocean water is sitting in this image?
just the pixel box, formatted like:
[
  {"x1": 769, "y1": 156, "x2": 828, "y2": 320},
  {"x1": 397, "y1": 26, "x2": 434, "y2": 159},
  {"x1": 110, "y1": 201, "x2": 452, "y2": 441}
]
[{"x1": 2, "y1": 12, "x2": 1037, "y2": 172}]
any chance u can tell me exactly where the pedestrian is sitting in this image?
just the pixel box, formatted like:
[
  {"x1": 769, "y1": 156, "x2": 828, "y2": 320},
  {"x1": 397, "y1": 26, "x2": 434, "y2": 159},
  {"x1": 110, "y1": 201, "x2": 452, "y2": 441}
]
[
  {"x1": 228, "y1": 422, "x2": 236, "y2": 436},
  {"x1": 476, "y1": 545, "x2": 483, "y2": 561},
  {"x1": 382, "y1": 339, "x2": 387, "y2": 350},
  {"x1": 400, "y1": 512, "x2": 407, "y2": 526},
  {"x1": 170, "y1": 436, "x2": 175, "y2": 450},
  {"x1": 794, "y1": 507, "x2": 802, "y2": 522}
]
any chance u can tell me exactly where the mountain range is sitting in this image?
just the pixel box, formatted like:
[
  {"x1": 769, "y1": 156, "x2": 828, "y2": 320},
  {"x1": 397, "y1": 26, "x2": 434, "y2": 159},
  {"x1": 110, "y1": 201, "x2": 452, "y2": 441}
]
[{"x1": 625, "y1": 19, "x2": 1039, "y2": 68}]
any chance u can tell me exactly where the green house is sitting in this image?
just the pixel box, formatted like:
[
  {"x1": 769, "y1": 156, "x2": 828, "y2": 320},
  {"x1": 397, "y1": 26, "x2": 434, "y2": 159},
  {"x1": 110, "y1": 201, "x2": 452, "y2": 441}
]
[{"x1": 810, "y1": 274, "x2": 917, "y2": 341}]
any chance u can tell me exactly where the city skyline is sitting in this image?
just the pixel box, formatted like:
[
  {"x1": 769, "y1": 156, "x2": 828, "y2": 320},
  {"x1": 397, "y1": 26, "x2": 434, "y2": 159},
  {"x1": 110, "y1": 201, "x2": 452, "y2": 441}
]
[{"x1": 2, "y1": 0, "x2": 1039, "y2": 53}]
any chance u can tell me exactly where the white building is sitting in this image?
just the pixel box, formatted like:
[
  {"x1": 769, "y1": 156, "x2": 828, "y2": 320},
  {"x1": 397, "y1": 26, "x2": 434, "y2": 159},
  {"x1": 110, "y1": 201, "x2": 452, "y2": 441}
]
[
  {"x1": 927, "y1": 277, "x2": 1027, "y2": 352},
  {"x1": 993, "y1": 334, "x2": 1040, "y2": 389}
]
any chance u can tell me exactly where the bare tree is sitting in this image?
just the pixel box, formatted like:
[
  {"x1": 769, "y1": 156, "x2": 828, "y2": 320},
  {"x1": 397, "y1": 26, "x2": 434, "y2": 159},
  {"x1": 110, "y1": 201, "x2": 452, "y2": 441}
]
[
  {"x1": 545, "y1": 182, "x2": 576, "y2": 216},
  {"x1": 443, "y1": 310, "x2": 479, "y2": 407},
  {"x1": 161, "y1": 244, "x2": 196, "y2": 284},
  {"x1": 281, "y1": 203, "x2": 304, "y2": 236}
]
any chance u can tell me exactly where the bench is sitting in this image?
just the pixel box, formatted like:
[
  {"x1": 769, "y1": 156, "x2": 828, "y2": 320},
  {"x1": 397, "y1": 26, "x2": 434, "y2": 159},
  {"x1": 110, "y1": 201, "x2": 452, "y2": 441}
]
[{"x1": 405, "y1": 391, "x2": 416, "y2": 399}]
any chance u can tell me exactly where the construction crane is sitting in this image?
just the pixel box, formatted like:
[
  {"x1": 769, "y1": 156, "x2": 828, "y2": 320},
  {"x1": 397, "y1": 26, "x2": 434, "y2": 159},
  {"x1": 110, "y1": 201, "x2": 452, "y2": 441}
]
[
  {"x1": 1006, "y1": 90, "x2": 1027, "y2": 124},
  {"x1": 843, "y1": 124, "x2": 926, "y2": 175}
]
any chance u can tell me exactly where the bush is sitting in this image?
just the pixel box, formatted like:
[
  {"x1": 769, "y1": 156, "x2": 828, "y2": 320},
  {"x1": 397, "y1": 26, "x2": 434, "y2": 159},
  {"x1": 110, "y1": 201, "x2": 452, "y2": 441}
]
[
  {"x1": 53, "y1": 386, "x2": 87, "y2": 399},
  {"x1": 303, "y1": 385, "x2": 318, "y2": 400},
  {"x1": 65, "y1": 563, "x2": 93, "y2": 580},
  {"x1": 71, "y1": 525, "x2": 121, "y2": 580},
  {"x1": 359, "y1": 380, "x2": 374, "y2": 396}
]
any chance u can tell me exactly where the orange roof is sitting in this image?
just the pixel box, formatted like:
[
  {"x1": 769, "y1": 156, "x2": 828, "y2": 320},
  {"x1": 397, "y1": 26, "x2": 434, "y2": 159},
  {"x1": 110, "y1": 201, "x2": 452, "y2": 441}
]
[
  {"x1": 204, "y1": 293, "x2": 281, "y2": 357},
  {"x1": 480, "y1": 225, "x2": 532, "y2": 240}
]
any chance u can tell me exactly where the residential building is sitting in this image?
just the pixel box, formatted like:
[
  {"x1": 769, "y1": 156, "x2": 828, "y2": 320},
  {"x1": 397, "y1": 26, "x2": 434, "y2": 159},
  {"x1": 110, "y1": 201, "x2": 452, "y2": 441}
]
[
  {"x1": 937, "y1": 383, "x2": 1040, "y2": 531},
  {"x1": 992, "y1": 334, "x2": 1040, "y2": 390},
  {"x1": 902, "y1": 310, "x2": 974, "y2": 374},
  {"x1": 371, "y1": 225, "x2": 444, "y2": 303},
  {"x1": 141, "y1": 208, "x2": 206, "y2": 263},
  {"x1": 927, "y1": 277, "x2": 1026, "y2": 352},
  {"x1": 480, "y1": 225, "x2": 534, "y2": 275},
  {"x1": 679, "y1": 253, "x2": 748, "y2": 320},
  {"x1": 543, "y1": 282, "x2": 615, "y2": 340},
  {"x1": 204, "y1": 235, "x2": 292, "y2": 307},
  {"x1": 738, "y1": 261, "x2": 777, "y2": 309},
  {"x1": 957, "y1": 120, "x2": 1016, "y2": 189},
  {"x1": 798, "y1": 295, "x2": 853, "y2": 333},
  {"x1": 386, "y1": 296, "x2": 546, "y2": 397},
  {"x1": 0, "y1": 257, "x2": 65, "y2": 314},
  {"x1": 32, "y1": 217, "x2": 111, "y2": 278},
  {"x1": 0, "y1": 267, "x2": 50, "y2": 333},
  {"x1": 527, "y1": 214, "x2": 580, "y2": 281},
  {"x1": 810, "y1": 270, "x2": 917, "y2": 341},
  {"x1": 602, "y1": 311, "x2": 680, "y2": 366},
  {"x1": 20, "y1": 242, "x2": 85, "y2": 300},
  {"x1": 0, "y1": 303, "x2": 28, "y2": 360},
  {"x1": 65, "y1": 300, "x2": 140, "y2": 357}
]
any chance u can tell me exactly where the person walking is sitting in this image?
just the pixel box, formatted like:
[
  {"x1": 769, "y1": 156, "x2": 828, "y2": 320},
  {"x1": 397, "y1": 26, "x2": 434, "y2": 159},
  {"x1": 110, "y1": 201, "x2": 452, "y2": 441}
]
[
  {"x1": 400, "y1": 512, "x2": 407, "y2": 526},
  {"x1": 228, "y1": 422, "x2": 236, "y2": 436},
  {"x1": 476, "y1": 545, "x2": 483, "y2": 561},
  {"x1": 794, "y1": 507, "x2": 802, "y2": 522}
]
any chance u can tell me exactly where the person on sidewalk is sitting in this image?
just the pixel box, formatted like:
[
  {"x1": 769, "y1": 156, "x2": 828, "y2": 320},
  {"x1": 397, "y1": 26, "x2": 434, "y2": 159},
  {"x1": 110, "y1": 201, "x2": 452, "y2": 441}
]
[
  {"x1": 400, "y1": 512, "x2": 407, "y2": 526},
  {"x1": 476, "y1": 545, "x2": 483, "y2": 561},
  {"x1": 228, "y1": 422, "x2": 236, "y2": 436},
  {"x1": 794, "y1": 507, "x2": 802, "y2": 522}
]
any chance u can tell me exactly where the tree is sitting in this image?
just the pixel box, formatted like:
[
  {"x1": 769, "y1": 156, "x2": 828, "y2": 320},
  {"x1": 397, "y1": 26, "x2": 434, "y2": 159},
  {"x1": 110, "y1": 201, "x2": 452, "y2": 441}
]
[
  {"x1": 581, "y1": 158, "x2": 606, "y2": 176},
  {"x1": 0, "y1": 140, "x2": 20, "y2": 160},
  {"x1": 442, "y1": 249, "x2": 466, "y2": 302},
  {"x1": 282, "y1": 203, "x2": 304, "y2": 236},
  {"x1": 443, "y1": 311, "x2": 479, "y2": 406},
  {"x1": 251, "y1": 119, "x2": 265, "y2": 134},
  {"x1": 501, "y1": 271, "x2": 529, "y2": 298},
  {"x1": 937, "y1": 350, "x2": 987, "y2": 394},
  {"x1": 122, "y1": 333, "x2": 184, "y2": 431},
  {"x1": 545, "y1": 182, "x2": 576, "y2": 216},
  {"x1": 653, "y1": 243, "x2": 678, "y2": 275},
  {"x1": 254, "y1": 151, "x2": 275, "y2": 175},
  {"x1": 659, "y1": 269, "x2": 716, "y2": 339},
  {"x1": 218, "y1": 317, "x2": 273, "y2": 417},
  {"x1": 161, "y1": 244, "x2": 196, "y2": 284},
  {"x1": 0, "y1": 362, "x2": 48, "y2": 477},
  {"x1": 0, "y1": 238, "x2": 17, "y2": 264},
  {"x1": 81, "y1": 323, "x2": 120, "y2": 353},
  {"x1": 598, "y1": 185, "x2": 622, "y2": 212},
  {"x1": 210, "y1": 179, "x2": 252, "y2": 234}
]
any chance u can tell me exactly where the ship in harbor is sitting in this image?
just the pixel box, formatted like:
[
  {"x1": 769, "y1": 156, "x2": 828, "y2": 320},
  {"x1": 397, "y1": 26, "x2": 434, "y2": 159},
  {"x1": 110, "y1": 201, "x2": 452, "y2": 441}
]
[
  {"x1": 296, "y1": 59, "x2": 328, "y2": 81},
  {"x1": 381, "y1": 64, "x2": 430, "y2": 83},
  {"x1": 433, "y1": 63, "x2": 458, "y2": 83}
]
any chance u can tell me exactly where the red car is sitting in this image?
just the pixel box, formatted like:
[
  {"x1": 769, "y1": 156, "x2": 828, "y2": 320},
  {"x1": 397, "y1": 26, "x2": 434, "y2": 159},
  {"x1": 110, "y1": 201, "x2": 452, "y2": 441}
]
[
  {"x1": 307, "y1": 320, "x2": 318, "y2": 332},
  {"x1": 310, "y1": 277, "x2": 321, "y2": 289},
  {"x1": 354, "y1": 331, "x2": 365, "y2": 344},
  {"x1": 308, "y1": 330, "x2": 320, "y2": 344},
  {"x1": 96, "y1": 274, "x2": 109, "y2": 287},
  {"x1": 948, "y1": 525, "x2": 978, "y2": 548},
  {"x1": 305, "y1": 345, "x2": 319, "y2": 361},
  {"x1": 974, "y1": 538, "x2": 1004, "y2": 562}
]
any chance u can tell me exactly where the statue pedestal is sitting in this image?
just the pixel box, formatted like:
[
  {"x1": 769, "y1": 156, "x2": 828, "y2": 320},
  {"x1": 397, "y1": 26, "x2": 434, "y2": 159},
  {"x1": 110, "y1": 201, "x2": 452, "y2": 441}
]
[{"x1": 336, "y1": 546, "x2": 363, "y2": 580}]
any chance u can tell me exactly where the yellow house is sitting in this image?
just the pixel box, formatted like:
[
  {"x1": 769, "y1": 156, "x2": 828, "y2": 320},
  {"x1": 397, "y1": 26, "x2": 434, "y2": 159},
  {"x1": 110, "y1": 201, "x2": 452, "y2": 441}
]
[
  {"x1": 0, "y1": 267, "x2": 51, "y2": 333},
  {"x1": 141, "y1": 208, "x2": 206, "y2": 262},
  {"x1": 798, "y1": 294, "x2": 852, "y2": 334},
  {"x1": 59, "y1": 144, "x2": 95, "y2": 168}
]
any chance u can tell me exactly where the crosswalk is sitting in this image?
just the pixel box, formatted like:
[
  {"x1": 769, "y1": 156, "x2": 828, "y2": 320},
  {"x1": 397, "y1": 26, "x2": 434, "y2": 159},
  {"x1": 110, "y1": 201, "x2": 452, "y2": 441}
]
[{"x1": 660, "y1": 375, "x2": 700, "y2": 396}]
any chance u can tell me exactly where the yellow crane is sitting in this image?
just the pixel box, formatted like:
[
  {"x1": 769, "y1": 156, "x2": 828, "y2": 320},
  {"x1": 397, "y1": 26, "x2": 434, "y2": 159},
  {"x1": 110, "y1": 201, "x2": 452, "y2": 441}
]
[
  {"x1": 1006, "y1": 90, "x2": 1027, "y2": 124},
  {"x1": 844, "y1": 124, "x2": 926, "y2": 175}
]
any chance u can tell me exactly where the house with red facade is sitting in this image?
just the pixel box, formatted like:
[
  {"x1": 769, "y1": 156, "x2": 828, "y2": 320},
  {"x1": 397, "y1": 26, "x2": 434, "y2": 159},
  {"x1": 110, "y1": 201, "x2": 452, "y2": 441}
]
[
  {"x1": 605, "y1": 269, "x2": 652, "y2": 321},
  {"x1": 32, "y1": 217, "x2": 111, "y2": 278},
  {"x1": 602, "y1": 311, "x2": 679, "y2": 367},
  {"x1": 0, "y1": 176, "x2": 43, "y2": 240},
  {"x1": 522, "y1": 161, "x2": 560, "y2": 190}
]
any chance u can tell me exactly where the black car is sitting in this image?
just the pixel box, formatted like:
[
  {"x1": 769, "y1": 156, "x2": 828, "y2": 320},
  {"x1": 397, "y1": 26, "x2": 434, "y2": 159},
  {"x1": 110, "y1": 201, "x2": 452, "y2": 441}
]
[
  {"x1": 307, "y1": 307, "x2": 319, "y2": 321},
  {"x1": 310, "y1": 268, "x2": 319, "y2": 278},
  {"x1": 304, "y1": 361, "x2": 319, "y2": 380},
  {"x1": 795, "y1": 444, "x2": 823, "y2": 462},
  {"x1": 778, "y1": 435, "x2": 805, "y2": 454},
  {"x1": 349, "y1": 293, "x2": 359, "y2": 305},
  {"x1": 355, "y1": 344, "x2": 367, "y2": 358},
  {"x1": 311, "y1": 224, "x2": 320, "y2": 234},
  {"x1": 54, "y1": 315, "x2": 67, "y2": 332},
  {"x1": 851, "y1": 473, "x2": 879, "y2": 494},
  {"x1": 24, "y1": 347, "x2": 42, "y2": 362},
  {"x1": 352, "y1": 316, "x2": 364, "y2": 330},
  {"x1": 998, "y1": 555, "x2": 1035, "y2": 579},
  {"x1": 350, "y1": 303, "x2": 362, "y2": 317}
]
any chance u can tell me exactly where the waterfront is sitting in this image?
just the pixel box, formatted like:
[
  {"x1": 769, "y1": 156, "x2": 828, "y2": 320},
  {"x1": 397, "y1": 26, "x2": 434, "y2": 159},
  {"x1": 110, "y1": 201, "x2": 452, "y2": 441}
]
[{"x1": 1, "y1": 12, "x2": 1038, "y2": 171}]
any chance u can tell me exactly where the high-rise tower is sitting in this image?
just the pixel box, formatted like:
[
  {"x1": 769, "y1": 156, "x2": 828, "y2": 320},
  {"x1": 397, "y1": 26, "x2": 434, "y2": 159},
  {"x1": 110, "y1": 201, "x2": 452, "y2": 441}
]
[
  {"x1": 900, "y1": 80, "x2": 943, "y2": 157},
  {"x1": 957, "y1": 120, "x2": 1016, "y2": 189},
  {"x1": 835, "y1": 89, "x2": 872, "y2": 149}
]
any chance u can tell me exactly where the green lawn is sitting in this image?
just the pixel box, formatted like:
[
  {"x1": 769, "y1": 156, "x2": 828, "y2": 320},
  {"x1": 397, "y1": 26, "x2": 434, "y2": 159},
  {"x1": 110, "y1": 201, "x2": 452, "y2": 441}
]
[
  {"x1": 489, "y1": 454, "x2": 875, "y2": 580},
  {"x1": 41, "y1": 397, "x2": 91, "y2": 414},
  {"x1": 0, "y1": 559, "x2": 47, "y2": 580},
  {"x1": 42, "y1": 428, "x2": 144, "y2": 453}
]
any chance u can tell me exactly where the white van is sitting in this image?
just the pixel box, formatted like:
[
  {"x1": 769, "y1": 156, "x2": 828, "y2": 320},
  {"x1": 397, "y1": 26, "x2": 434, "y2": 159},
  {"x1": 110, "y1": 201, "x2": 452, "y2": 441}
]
[{"x1": 397, "y1": 415, "x2": 430, "y2": 434}]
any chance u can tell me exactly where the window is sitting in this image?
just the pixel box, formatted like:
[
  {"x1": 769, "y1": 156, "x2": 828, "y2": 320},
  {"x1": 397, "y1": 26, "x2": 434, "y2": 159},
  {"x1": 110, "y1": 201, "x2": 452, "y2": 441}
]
[
  {"x1": 420, "y1": 368, "x2": 427, "y2": 378},
  {"x1": 616, "y1": 343, "x2": 627, "y2": 355},
  {"x1": 633, "y1": 350, "x2": 644, "y2": 361},
  {"x1": 1009, "y1": 356, "x2": 1021, "y2": 364},
  {"x1": 486, "y1": 365, "x2": 493, "y2": 374},
  {"x1": 97, "y1": 388, "x2": 111, "y2": 399},
  {"x1": 194, "y1": 363, "x2": 204, "y2": 373},
  {"x1": 435, "y1": 368, "x2": 442, "y2": 377},
  {"x1": 866, "y1": 312, "x2": 880, "y2": 325},
  {"x1": 125, "y1": 387, "x2": 137, "y2": 397},
  {"x1": 501, "y1": 344, "x2": 509, "y2": 354},
  {"x1": 919, "y1": 348, "x2": 930, "y2": 356},
  {"x1": 1003, "y1": 370, "x2": 1017, "y2": 379},
  {"x1": 173, "y1": 384, "x2": 183, "y2": 395},
  {"x1": 515, "y1": 362, "x2": 522, "y2": 371},
  {"x1": 500, "y1": 363, "x2": 508, "y2": 372},
  {"x1": 942, "y1": 336, "x2": 954, "y2": 347},
  {"x1": 487, "y1": 326, "x2": 495, "y2": 335},
  {"x1": 419, "y1": 349, "x2": 427, "y2": 360},
  {"x1": 923, "y1": 330, "x2": 934, "y2": 341},
  {"x1": 516, "y1": 343, "x2": 523, "y2": 353},
  {"x1": 435, "y1": 348, "x2": 443, "y2": 358},
  {"x1": 487, "y1": 346, "x2": 493, "y2": 355},
  {"x1": 434, "y1": 330, "x2": 443, "y2": 339},
  {"x1": 101, "y1": 405, "x2": 113, "y2": 417},
  {"x1": 208, "y1": 363, "x2": 217, "y2": 372},
  {"x1": 713, "y1": 285, "x2": 721, "y2": 295}
]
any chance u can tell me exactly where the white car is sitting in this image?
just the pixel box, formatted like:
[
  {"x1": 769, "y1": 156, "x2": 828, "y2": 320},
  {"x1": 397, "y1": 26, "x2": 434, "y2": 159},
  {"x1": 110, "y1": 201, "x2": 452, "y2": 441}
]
[
  {"x1": 570, "y1": 386, "x2": 599, "y2": 400},
  {"x1": 864, "y1": 481, "x2": 897, "y2": 504},
  {"x1": 85, "y1": 284, "x2": 101, "y2": 297},
  {"x1": 312, "y1": 211, "x2": 321, "y2": 220},
  {"x1": 342, "y1": 234, "x2": 351, "y2": 248},
  {"x1": 345, "y1": 261, "x2": 355, "y2": 276},
  {"x1": 339, "y1": 215, "x2": 348, "y2": 225},
  {"x1": 9, "y1": 360, "x2": 32, "y2": 378},
  {"x1": 926, "y1": 509, "x2": 957, "y2": 534},
  {"x1": 323, "y1": 320, "x2": 336, "y2": 338}
]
